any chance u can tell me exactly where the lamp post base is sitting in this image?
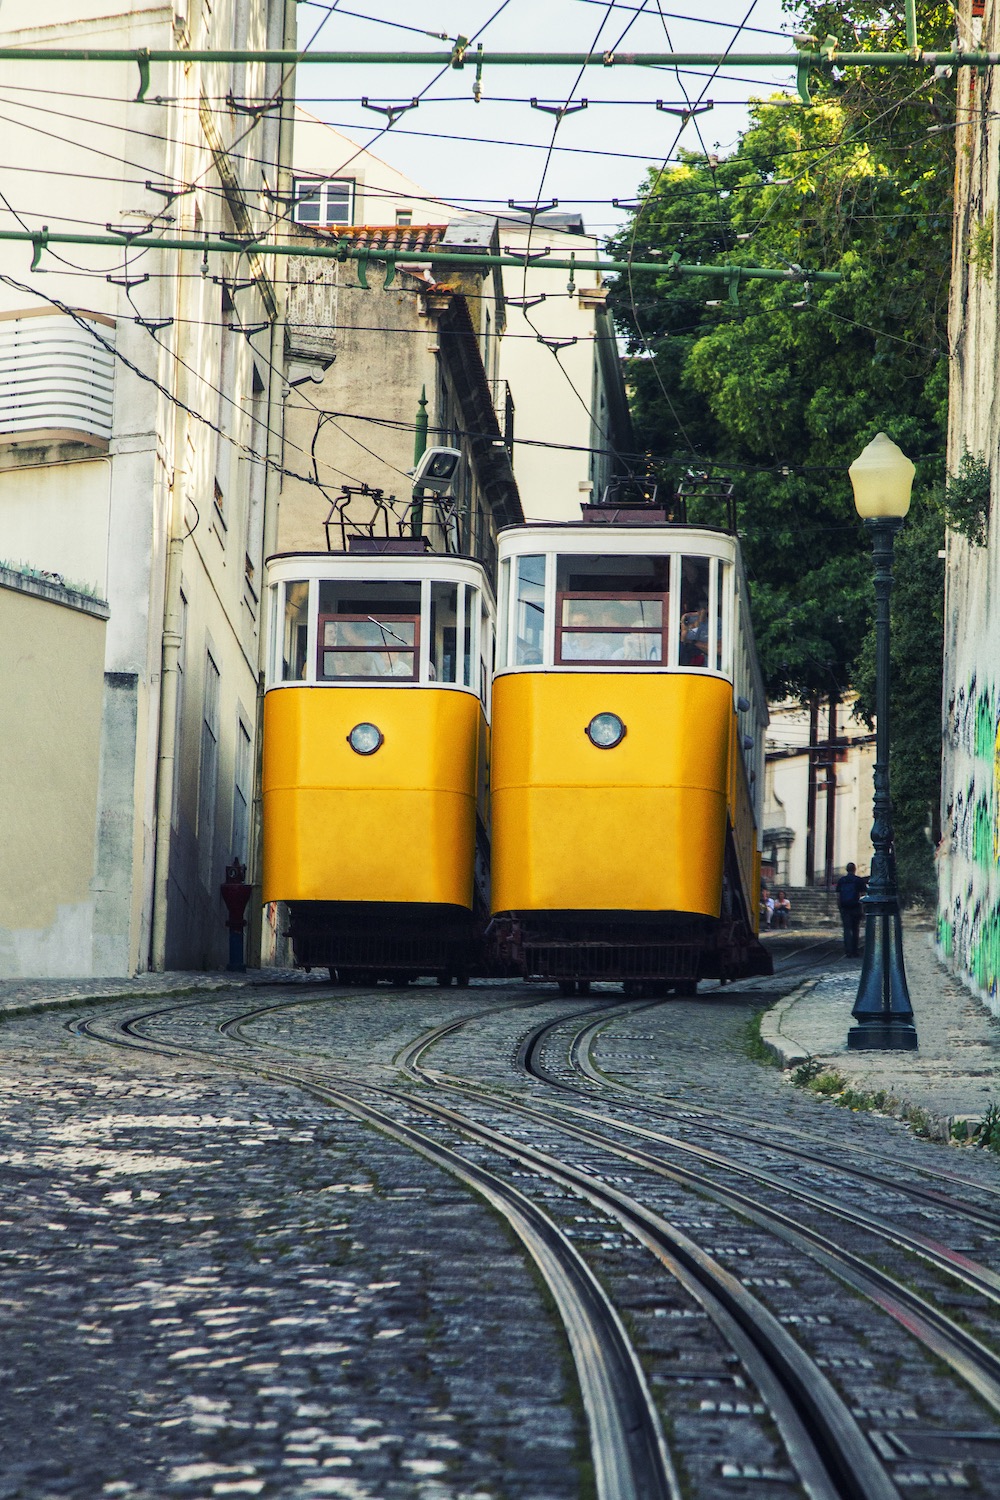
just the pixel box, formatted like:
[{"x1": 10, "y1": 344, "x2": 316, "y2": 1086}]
[
  {"x1": 848, "y1": 898, "x2": 918, "y2": 1051},
  {"x1": 847, "y1": 1019, "x2": 918, "y2": 1050}
]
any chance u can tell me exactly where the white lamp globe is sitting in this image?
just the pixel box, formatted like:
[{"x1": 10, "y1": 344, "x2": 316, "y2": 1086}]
[{"x1": 848, "y1": 432, "x2": 915, "y2": 519}]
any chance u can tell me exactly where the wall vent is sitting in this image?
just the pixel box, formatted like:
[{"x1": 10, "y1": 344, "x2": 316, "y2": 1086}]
[{"x1": 0, "y1": 311, "x2": 115, "y2": 447}]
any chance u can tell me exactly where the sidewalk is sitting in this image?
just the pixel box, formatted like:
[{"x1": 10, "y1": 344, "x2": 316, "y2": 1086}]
[
  {"x1": 0, "y1": 966, "x2": 324, "y2": 1021},
  {"x1": 760, "y1": 919, "x2": 1000, "y2": 1130}
]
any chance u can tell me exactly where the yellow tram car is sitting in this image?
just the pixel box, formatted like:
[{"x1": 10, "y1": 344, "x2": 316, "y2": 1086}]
[
  {"x1": 262, "y1": 546, "x2": 495, "y2": 982},
  {"x1": 488, "y1": 515, "x2": 771, "y2": 992}
]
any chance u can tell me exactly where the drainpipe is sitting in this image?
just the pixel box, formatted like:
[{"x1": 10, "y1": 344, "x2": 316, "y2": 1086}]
[
  {"x1": 150, "y1": 466, "x2": 186, "y2": 971},
  {"x1": 411, "y1": 383, "x2": 428, "y2": 537},
  {"x1": 246, "y1": 0, "x2": 298, "y2": 968}
]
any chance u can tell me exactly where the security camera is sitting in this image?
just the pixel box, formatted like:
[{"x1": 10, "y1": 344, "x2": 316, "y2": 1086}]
[{"x1": 411, "y1": 446, "x2": 462, "y2": 494}]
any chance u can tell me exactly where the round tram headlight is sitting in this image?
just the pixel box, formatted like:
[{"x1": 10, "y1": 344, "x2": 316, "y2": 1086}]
[
  {"x1": 347, "y1": 722, "x2": 384, "y2": 756},
  {"x1": 585, "y1": 712, "x2": 626, "y2": 749}
]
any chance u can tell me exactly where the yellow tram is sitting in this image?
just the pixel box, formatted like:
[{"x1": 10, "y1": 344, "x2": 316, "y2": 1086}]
[
  {"x1": 262, "y1": 546, "x2": 494, "y2": 982},
  {"x1": 488, "y1": 516, "x2": 771, "y2": 992}
]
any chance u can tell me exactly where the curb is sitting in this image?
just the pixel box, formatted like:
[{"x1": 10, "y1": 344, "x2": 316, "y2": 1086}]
[
  {"x1": 0, "y1": 970, "x2": 321, "y2": 1025},
  {"x1": 758, "y1": 980, "x2": 820, "y2": 1069}
]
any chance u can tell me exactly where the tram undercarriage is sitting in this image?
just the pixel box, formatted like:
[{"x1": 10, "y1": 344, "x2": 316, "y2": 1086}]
[{"x1": 286, "y1": 900, "x2": 482, "y2": 984}]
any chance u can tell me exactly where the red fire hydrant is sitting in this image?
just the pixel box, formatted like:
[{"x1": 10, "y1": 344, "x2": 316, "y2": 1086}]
[{"x1": 220, "y1": 858, "x2": 253, "y2": 972}]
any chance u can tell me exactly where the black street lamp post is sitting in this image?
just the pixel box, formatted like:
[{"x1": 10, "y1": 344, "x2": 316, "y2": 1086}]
[{"x1": 847, "y1": 434, "x2": 918, "y2": 1051}]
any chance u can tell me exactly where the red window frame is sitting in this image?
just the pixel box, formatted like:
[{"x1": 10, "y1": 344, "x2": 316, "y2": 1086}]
[
  {"x1": 554, "y1": 590, "x2": 668, "y2": 666},
  {"x1": 317, "y1": 612, "x2": 421, "y2": 681}
]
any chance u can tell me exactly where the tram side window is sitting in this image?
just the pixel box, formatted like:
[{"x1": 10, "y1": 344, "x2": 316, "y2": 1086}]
[
  {"x1": 316, "y1": 579, "x2": 420, "y2": 680},
  {"x1": 555, "y1": 554, "x2": 669, "y2": 664},
  {"x1": 462, "y1": 586, "x2": 476, "y2": 688},
  {"x1": 430, "y1": 582, "x2": 459, "y2": 683},
  {"x1": 282, "y1": 581, "x2": 310, "y2": 680},
  {"x1": 514, "y1": 555, "x2": 546, "y2": 665},
  {"x1": 680, "y1": 556, "x2": 711, "y2": 669}
]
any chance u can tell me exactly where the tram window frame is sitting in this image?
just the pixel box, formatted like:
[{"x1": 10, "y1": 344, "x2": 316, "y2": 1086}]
[
  {"x1": 316, "y1": 612, "x2": 420, "y2": 681},
  {"x1": 429, "y1": 580, "x2": 460, "y2": 684},
  {"x1": 281, "y1": 580, "x2": 311, "y2": 682},
  {"x1": 513, "y1": 554, "x2": 546, "y2": 667},
  {"x1": 555, "y1": 590, "x2": 667, "y2": 666}
]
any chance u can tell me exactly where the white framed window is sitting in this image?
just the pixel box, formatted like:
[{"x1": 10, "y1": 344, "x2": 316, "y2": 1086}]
[
  {"x1": 198, "y1": 647, "x2": 221, "y2": 890},
  {"x1": 231, "y1": 713, "x2": 252, "y2": 867},
  {"x1": 293, "y1": 178, "x2": 355, "y2": 227},
  {"x1": 395, "y1": 208, "x2": 413, "y2": 226}
]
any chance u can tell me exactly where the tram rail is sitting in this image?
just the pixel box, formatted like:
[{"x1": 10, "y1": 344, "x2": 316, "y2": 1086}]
[{"x1": 68, "y1": 978, "x2": 1000, "y2": 1499}]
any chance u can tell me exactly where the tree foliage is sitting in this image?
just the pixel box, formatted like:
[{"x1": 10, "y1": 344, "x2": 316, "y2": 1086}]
[{"x1": 606, "y1": 1, "x2": 955, "y2": 895}]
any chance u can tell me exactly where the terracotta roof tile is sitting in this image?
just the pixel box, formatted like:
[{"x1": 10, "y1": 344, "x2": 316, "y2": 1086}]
[{"x1": 307, "y1": 224, "x2": 449, "y2": 253}]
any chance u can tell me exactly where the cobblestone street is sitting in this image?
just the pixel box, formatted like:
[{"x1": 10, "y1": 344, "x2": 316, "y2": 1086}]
[{"x1": 2, "y1": 940, "x2": 1000, "y2": 1499}]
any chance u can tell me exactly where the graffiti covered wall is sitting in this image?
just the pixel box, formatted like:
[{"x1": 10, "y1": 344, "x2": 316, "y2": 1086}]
[
  {"x1": 941, "y1": 0, "x2": 1000, "y2": 1015},
  {"x1": 939, "y1": 673, "x2": 1000, "y2": 1013}
]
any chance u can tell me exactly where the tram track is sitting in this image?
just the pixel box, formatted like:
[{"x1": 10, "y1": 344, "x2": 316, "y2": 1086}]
[
  {"x1": 70, "y1": 978, "x2": 1000, "y2": 1499},
  {"x1": 72, "y1": 1002, "x2": 676, "y2": 1500},
  {"x1": 75, "y1": 993, "x2": 909, "y2": 1500}
]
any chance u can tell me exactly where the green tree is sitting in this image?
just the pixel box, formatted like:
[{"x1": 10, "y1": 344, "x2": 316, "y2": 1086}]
[{"x1": 607, "y1": 1, "x2": 954, "y2": 898}]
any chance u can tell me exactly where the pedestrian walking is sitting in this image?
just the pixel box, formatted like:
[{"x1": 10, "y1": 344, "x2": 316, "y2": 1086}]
[{"x1": 835, "y1": 862, "x2": 867, "y2": 957}]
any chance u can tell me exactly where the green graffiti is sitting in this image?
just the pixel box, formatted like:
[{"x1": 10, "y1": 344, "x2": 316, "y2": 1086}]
[
  {"x1": 938, "y1": 913, "x2": 954, "y2": 956},
  {"x1": 974, "y1": 684, "x2": 996, "y2": 760},
  {"x1": 973, "y1": 792, "x2": 996, "y2": 869},
  {"x1": 970, "y1": 902, "x2": 1000, "y2": 999}
]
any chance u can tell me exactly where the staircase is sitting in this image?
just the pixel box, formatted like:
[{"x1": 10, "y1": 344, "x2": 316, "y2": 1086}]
[{"x1": 774, "y1": 886, "x2": 838, "y2": 928}]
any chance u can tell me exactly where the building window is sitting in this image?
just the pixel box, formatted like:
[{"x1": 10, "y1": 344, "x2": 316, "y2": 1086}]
[
  {"x1": 198, "y1": 649, "x2": 221, "y2": 889},
  {"x1": 293, "y1": 178, "x2": 355, "y2": 227},
  {"x1": 231, "y1": 715, "x2": 252, "y2": 866},
  {"x1": 171, "y1": 589, "x2": 189, "y2": 831},
  {"x1": 395, "y1": 209, "x2": 413, "y2": 226}
]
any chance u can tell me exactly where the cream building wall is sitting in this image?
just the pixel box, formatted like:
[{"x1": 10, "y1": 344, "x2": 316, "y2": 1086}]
[
  {"x1": 0, "y1": 573, "x2": 107, "y2": 975},
  {"x1": 763, "y1": 697, "x2": 875, "y2": 890},
  {"x1": 0, "y1": 0, "x2": 292, "y2": 976},
  {"x1": 939, "y1": 0, "x2": 1000, "y2": 1013},
  {"x1": 285, "y1": 118, "x2": 632, "y2": 524}
]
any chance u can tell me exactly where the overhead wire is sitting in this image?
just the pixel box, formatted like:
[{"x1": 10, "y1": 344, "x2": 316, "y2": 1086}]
[{"x1": 514, "y1": 0, "x2": 644, "y2": 478}]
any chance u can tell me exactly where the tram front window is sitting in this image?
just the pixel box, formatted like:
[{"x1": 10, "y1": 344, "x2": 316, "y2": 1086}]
[
  {"x1": 514, "y1": 555, "x2": 545, "y2": 665},
  {"x1": 430, "y1": 581, "x2": 458, "y2": 683},
  {"x1": 317, "y1": 579, "x2": 420, "y2": 680},
  {"x1": 555, "y1": 554, "x2": 669, "y2": 665},
  {"x1": 680, "y1": 556, "x2": 711, "y2": 668},
  {"x1": 282, "y1": 581, "x2": 310, "y2": 680}
]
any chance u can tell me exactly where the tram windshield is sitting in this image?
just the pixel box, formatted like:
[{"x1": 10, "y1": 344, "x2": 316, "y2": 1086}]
[
  {"x1": 555, "y1": 555, "x2": 669, "y2": 665},
  {"x1": 317, "y1": 580, "x2": 420, "y2": 680}
]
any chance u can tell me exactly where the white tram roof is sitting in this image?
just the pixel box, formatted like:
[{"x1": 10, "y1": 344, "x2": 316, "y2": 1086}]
[
  {"x1": 496, "y1": 523, "x2": 740, "y2": 563},
  {"x1": 266, "y1": 549, "x2": 495, "y2": 599}
]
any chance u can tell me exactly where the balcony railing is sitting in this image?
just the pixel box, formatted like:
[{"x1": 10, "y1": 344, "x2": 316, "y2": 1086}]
[{"x1": 489, "y1": 378, "x2": 514, "y2": 455}]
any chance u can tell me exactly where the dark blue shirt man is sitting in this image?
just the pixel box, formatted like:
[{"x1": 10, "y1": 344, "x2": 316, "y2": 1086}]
[{"x1": 835, "y1": 863, "x2": 867, "y2": 957}]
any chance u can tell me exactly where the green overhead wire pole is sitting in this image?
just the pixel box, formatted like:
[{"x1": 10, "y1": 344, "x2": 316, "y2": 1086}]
[
  {"x1": 905, "y1": 0, "x2": 919, "y2": 52},
  {"x1": 0, "y1": 227, "x2": 842, "y2": 283},
  {"x1": 0, "y1": 45, "x2": 989, "y2": 65},
  {"x1": 0, "y1": 42, "x2": 977, "y2": 105},
  {"x1": 412, "y1": 385, "x2": 428, "y2": 540}
]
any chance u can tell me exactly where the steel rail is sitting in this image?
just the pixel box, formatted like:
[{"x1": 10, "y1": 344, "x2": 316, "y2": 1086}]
[
  {"x1": 385, "y1": 1005, "x2": 1000, "y2": 1419},
  {"x1": 71, "y1": 1003, "x2": 676, "y2": 1500},
  {"x1": 186, "y1": 1007, "x2": 897, "y2": 1500},
  {"x1": 512, "y1": 970, "x2": 1000, "y2": 1210},
  {"x1": 566, "y1": 1010, "x2": 1000, "y2": 1229},
  {"x1": 401, "y1": 1058, "x2": 1000, "y2": 1423},
  {"x1": 80, "y1": 994, "x2": 897, "y2": 1500}
]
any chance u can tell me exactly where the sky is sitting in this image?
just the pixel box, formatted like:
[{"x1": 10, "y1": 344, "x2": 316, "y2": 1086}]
[{"x1": 294, "y1": 0, "x2": 806, "y2": 240}]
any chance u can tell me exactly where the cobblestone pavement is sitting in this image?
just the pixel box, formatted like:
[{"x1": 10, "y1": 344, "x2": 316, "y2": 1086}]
[
  {"x1": 3, "y1": 949, "x2": 1000, "y2": 1498},
  {"x1": 761, "y1": 920, "x2": 1000, "y2": 1126},
  {"x1": 0, "y1": 1006, "x2": 579, "y2": 1500}
]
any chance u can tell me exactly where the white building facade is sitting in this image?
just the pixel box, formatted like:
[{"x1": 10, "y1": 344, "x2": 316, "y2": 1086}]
[
  {"x1": 0, "y1": 0, "x2": 294, "y2": 975},
  {"x1": 939, "y1": 0, "x2": 1000, "y2": 1012},
  {"x1": 286, "y1": 116, "x2": 632, "y2": 522}
]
